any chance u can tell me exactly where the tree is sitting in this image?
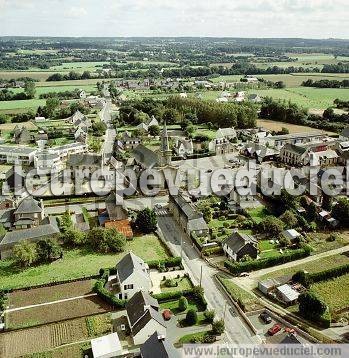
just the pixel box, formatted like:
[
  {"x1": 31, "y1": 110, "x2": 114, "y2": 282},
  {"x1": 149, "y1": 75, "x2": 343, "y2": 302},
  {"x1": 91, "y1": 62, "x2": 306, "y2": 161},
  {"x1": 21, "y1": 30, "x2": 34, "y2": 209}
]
[
  {"x1": 13, "y1": 241, "x2": 38, "y2": 267},
  {"x1": 212, "y1": 319, "x2": 225, "y2": 335},
  {"x1": 204, "y1": 310, "x2": 215, "y2": 323},
  {"x1": 36, "y1": 238, "x2": 62, "y2": 262},
  {"x1": 178, "y1": 296, "x2": 188, "y2": 312},
  {"x1": 87, "y1": 227, "x2": 126, "y2": 253},
  {"x1": 92, "y1": 121, "x2": 107, "y2": 136},
  {"x1": 148, "y1": 125, "x2": 160, "y2": 137},
  {"x1": 24, "y1": 81, "x2": 36, "y2": 99},
  {"x1": 202, "y1": 206, "x2": 213, "y2": 222},
  {"x1": 259, "y1": 216, "x2": 284, "y2": 237},
  {"x1": 279, "y1": 210, "x2": 297, "y2": 228},
  {"x1": 135, "y1": 208, "x2": 157, "y2": 233},
  {"x1": 61, "y1": 229, "x2": 86, "y2": 246},
  {"x1": 60, "y1": 211, "x2": 73, "y2": 232},
  {"x1": 298, "y1": 291, "x2": 327, "y2": 318},
  {"x1": 306, "y1": 202, "x2": 317, "y2": 221},
  {"x1": 332, "y1": 197, "x2": 349, "y2": 226},
  {"x1": 322, "y1": 193, "x2": 333, "y2": 211},
  {"x1": 185, "y1": 309, "x2": 198, "y2": 325},
  {"x1": 45, "y1": 97, "x2": 60, "y2": 117},
  {"x1": 162, "y1": 108, "x2": 180, "y2": 124}
]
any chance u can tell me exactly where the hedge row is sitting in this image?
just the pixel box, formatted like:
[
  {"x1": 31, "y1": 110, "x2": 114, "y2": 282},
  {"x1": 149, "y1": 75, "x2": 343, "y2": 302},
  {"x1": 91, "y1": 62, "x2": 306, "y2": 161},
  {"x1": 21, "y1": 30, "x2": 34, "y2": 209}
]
[
  {"x1": 309, "y1": 263, "x2": 349, "y2": 284},
  {"x1": 225, "y1": 246, "x2": 312, "y2": 274},
  {"x1": 153, "y1": 287, "x2": 207, "y2": 310},
  {"x1": 147, "y1": 257, "x2": 182, "y2": 269},
  {"x1": 93, "y1": 270, "x2": 127, "y2": 309}
]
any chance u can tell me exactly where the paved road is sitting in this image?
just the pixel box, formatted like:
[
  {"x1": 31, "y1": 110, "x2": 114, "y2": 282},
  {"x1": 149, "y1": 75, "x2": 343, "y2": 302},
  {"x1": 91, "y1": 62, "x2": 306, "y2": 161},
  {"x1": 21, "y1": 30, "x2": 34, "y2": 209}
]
[{"x1": 157, "y1": 214, "x2": 260, "y2": 344}]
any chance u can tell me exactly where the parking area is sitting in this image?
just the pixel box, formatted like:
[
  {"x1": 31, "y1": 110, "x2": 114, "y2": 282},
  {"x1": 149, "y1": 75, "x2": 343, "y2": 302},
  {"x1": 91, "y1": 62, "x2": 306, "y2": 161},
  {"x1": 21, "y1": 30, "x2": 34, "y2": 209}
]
[{"x1": 247, "y1": 310, "x2": 311, "y2": 344}]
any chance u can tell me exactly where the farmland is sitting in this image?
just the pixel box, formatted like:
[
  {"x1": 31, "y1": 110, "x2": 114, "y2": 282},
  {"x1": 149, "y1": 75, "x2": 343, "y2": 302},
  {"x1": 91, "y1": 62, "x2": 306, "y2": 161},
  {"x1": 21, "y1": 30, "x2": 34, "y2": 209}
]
[
  {"x1": 8, "y1": 280, "x2": 96, "y2": 308},
  {"x1": 256, "y1": 119, "x2": 336, "y2": 135},
  {"x1": 6, "y1": 295, "x2": 112, "y2": 329},
  {"x1": 0, "y1": 235, "x2": 170, "y2": 290},
  {"x1": 311, "y1": 274, "x2": 349, "y2": 316},
  {"x1": 0, "y1": 316, "x2": 99, "y2": 357}
]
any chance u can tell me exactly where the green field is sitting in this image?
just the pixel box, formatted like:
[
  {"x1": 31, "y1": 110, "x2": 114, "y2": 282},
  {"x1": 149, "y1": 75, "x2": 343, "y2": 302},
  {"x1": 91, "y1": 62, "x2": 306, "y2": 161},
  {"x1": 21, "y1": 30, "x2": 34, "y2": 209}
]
[
  {"x1": 0, "y1": 98, "x2": 46, "y2": 111},
  {"x1": 245, "y1": 87, "x2": 349, "y2": 109},
  {"x1": 311, "y1": 273, "x2": 349, "y2": 314},
  {"x1": 0, "y1": 235, "x2": 170, "y2": 290},
  {"x1": 260, "y1": 254, "x2": 349, "y2": 281},
  {"x1": 48, "y1": 61, "x2": 109, "y2": 72}
]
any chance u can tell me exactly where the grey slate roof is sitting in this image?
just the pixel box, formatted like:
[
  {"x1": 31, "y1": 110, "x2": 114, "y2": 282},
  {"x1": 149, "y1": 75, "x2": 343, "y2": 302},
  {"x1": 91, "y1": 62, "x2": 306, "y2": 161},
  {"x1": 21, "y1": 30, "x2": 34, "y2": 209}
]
[
  {"x1": 133, "y1": 145, "x2": 159, "y2": 168},
  {"x1": 223, "y1": 231, "x2": 257, "y2": 254},
  {"x1": 105, "y1": 192, "x2": 128, "y2": 221},
  {"x1": 281, "y1": 143, "x2": 307, "y2": 155},
  {"x1": 14, "y1": 197, "x2": 42, "y2": 215},
  {"x1": 0, "y1": 217, "x2": 59, "y2": 248},
  {"x1": 126, "y1": 291, "x2": 164, "y2": 336},
  {"x1": 116, "y1": 252, "x2": 148, "y2": 283},
  {"x1": 141, "y1": 332, "x2": 179, "y2": 358},
  {"x1": 171, "y1": 193, "x2": 202, "y2": 221},
  {"x1": 188, "y1": 217, "x2": 208, "y2": 232},
  {"x1": 67, "y1": 153, "x2": 103, "y2": 167}
]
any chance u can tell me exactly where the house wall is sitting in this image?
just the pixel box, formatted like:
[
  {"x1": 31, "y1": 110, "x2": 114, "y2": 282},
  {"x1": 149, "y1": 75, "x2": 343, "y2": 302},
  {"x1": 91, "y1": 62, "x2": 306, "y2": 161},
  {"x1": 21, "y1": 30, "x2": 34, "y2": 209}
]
[
  {"x1": 223, "y1": 243, "x2": 237, "y2": 261},
  {"x1": 119, "y1": 271, "x2": 151, "y2": 300}
]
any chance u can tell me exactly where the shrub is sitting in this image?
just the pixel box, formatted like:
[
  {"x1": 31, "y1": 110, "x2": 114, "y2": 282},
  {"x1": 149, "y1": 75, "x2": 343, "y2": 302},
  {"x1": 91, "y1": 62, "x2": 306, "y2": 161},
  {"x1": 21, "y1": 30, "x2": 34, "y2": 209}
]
[
  {"x1": 212, "y1": 319, "x2": 225, "y2": 335},
  {"x1": 164, "y1": 279, "x2": 177, "y2": 288},
  {"x1": 93, "y1": 279, "x2": 126, "y2": 308},
  {"x1": 204, "y1": 309, "x2": 215, "y2": 323},
  {"x1": 147, "y1": 257, "x2": 181, "y2": 269},
  {"x1": 298, "y1": 291, "x2": 330, "y2": 327},
  {"x1": 203, "y1": 247, "x2": 223, "y2": 256},
  {"x1": 178, "y1": 296, "x2": 188, "y2": 312},
  {"x1": 186, "y1": 309, "x2": 198, "y2": 325}
]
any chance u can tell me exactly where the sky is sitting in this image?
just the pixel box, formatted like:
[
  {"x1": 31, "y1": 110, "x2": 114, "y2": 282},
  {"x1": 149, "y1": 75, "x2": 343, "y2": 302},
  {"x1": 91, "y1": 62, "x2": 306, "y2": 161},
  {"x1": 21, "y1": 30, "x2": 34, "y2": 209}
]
[{"x1": 0, "y1": 0, "x2": 348, "y2": 38}]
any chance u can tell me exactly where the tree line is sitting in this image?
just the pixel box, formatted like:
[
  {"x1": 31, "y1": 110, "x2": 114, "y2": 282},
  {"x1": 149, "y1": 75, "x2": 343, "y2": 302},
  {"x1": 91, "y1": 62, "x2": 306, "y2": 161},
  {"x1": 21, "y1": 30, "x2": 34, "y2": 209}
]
[{"x1": 302, "y1": 79, "x2": 349, "y2": 88}]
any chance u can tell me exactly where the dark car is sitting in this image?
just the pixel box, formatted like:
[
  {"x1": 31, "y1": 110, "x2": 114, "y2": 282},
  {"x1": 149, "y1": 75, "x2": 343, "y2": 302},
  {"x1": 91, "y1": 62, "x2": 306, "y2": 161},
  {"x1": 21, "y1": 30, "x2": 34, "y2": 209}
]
[{"x1": 259, "y1": 312, "x2": 272, "y2": 324}]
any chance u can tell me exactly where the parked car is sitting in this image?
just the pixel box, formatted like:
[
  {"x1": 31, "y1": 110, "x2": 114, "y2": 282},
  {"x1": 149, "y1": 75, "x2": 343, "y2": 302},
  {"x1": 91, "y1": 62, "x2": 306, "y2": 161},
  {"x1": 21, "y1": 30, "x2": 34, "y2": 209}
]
[
  {"x1": 285, "y1": 327, "x2": 295, "y2": 334},
  {"x1": 268, "y1": 324, "x2": 281, "y2": 336},
  {"x1": 259, "y1": 312, "x2": 272, "y2": 324},
  {"x1": 239, "y1": 272, "x2": 249, "y2": 277},
  {"x1": 162, "y1": 309, "x2": 173, "y2": 321}
]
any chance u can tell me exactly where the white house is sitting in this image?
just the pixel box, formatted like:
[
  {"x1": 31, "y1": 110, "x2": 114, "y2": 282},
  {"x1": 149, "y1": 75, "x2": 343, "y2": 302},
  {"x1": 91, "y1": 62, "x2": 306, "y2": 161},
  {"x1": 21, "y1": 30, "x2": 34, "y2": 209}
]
[
  {"x1": 126, "y1": 291, "x2": 166, "y2": 345},
  {"x1": 0, "y1": 146, "x2": 37, "y2": 165},
  {"x1": 147, "y1": 116, "x2": 159, "y2": 128},
  {"x1": 34, "y1": 148, "x2": 63, "y2": 175},
  {"x1": 112, "y1": 252, "x2": 151, "y2": 300},
  {"x1": 174, "y1": 138, "x2": 193, "y2": 157}
]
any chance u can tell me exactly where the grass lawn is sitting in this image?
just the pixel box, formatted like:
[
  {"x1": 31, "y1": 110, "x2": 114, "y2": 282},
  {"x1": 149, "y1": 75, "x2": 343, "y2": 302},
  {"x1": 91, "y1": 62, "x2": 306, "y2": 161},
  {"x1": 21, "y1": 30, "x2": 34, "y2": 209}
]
[
  {"x1": 248, "y1": 206, "x2": 269, "y2": 224},
  {"x1": 258, "y1": 240, "x2": 277, "y2": 251},
  {"x1": 0, "y1": 235, "x2": 170, "y2": 290},
  {"x1": 178, "y1": 330, "x2": 211, "y2": 344},
  {"x1": 217, "y1": 274, "x2": 260, "y2": 312},
  {"x1": 49, "y1": 61, "x2": 109, "y2": 73},
  {"x1": 160, "y1": 277, "x2": 193, "y2": 293},
  {"x1": 208, "y1": 219, "x2": 235, "y2": 230},
  {"x1": 159, "y1": 296, "x2": 206, "y2": 315},
  {"x1": 260, "y1": 253, "x2": 349, "y2": 281},
  {"x1": 311, "y1": 274, "x2": 349, "y2": 315}
]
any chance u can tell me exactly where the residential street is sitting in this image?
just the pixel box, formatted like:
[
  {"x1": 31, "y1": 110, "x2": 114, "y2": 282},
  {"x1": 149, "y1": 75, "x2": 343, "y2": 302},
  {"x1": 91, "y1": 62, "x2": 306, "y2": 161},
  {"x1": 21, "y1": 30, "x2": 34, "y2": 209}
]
[{"x1": 157, "y1": 214, "x2": 260, "y2": 344}]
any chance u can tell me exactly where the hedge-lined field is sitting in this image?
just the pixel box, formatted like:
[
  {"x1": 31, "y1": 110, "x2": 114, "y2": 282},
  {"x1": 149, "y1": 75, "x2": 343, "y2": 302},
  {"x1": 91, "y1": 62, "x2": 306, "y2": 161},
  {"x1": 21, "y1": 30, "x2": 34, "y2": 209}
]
[{"x1": 0, "y1": 235, "x2": 170, "y2": 290}]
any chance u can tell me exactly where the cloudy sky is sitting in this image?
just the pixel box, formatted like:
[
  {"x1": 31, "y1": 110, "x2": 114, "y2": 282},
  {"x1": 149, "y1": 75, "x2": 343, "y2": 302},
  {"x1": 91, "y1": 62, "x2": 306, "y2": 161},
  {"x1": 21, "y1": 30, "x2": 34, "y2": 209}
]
[{"x1": 0, "y1": 0, "x2": 348, "y2": 38}]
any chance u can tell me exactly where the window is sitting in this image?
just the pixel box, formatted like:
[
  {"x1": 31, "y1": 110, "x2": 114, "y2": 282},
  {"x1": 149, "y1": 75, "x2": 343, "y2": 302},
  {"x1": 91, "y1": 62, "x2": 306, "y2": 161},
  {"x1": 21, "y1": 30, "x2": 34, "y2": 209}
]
[{"x1": 124, "y1": 284, "x2": 133, "y2": 290}]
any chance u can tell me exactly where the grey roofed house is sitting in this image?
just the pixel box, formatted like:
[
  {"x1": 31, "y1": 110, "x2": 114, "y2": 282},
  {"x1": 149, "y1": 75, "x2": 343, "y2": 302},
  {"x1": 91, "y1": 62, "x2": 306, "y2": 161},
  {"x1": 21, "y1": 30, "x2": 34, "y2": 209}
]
[
  {"x1": 280, "y1": 334, "x2": 301, "y2": 344},
  {"x1": 67, "y1": 153, "x2": 103, "y2": 167},
  {"x1": 0, "y1": 217, "x2": 60, "y2": 256},
  {"x1": 126, "y1": 291, "x2": 165, "y2": 337},
  {"x1": 141, "y1": 332, "x2": 179, "y2": 358},
  {"x1": 187, "y1": 217, "x2": 209, "y2": 233},
  {"x1": 133, "y1": 144, "x2": 159, "y2": 168},
  {"x1": 105, "y1": 192, "x2": 128, "y2": 221},
  {"x1": 281, "y1": 143, "x2": 308, "y2": 155},
  {"x1": 14, "y1": 196, "x2": 42, "y2": 215},
  {"x1": 223, "y1": 231, "x2": 258, "y2": 260},
  {"x1": 171, "y1": 193, "x2": 201, "y2": 221},
  {"x1": 116, "y1": 252, "x2": 149, "y2": 283},
  {"x1": 216, "y1": 127, "x2": 236, "y2": 139}
]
